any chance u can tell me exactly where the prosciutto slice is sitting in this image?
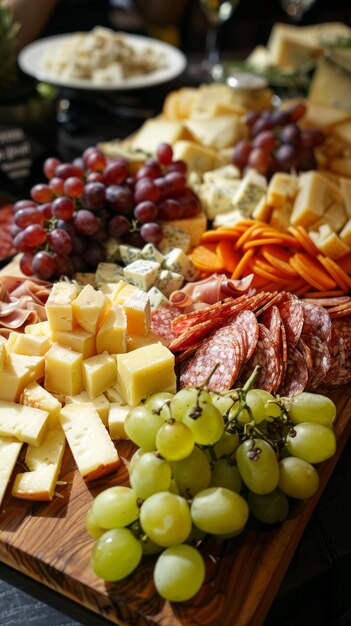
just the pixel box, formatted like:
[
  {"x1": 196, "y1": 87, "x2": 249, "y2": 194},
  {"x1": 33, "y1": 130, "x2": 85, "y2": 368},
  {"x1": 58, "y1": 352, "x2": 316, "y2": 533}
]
[{"x1": 0, "y1": 276, "x2": 51, "y2": 336}]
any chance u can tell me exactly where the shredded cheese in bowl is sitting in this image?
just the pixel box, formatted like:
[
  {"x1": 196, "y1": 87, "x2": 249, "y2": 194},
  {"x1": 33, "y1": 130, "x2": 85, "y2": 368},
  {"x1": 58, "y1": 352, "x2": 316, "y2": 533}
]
[{"x1": 42, "y1": 27, "x2": 167, "y2": 84}]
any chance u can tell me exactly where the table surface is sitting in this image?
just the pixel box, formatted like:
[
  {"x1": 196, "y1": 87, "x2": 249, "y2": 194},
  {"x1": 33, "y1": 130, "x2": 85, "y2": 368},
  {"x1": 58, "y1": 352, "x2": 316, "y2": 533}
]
[{"x1": 1, "y1": 63, "x2": 351, "y2": 626}]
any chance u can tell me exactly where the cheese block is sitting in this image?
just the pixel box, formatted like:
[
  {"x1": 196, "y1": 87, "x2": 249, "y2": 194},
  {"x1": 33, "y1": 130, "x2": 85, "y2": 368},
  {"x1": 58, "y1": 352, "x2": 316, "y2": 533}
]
[
  {"x1": 116, "y1": 343, "x2": 176, "y2": 406},
  {"x1": 45, "y1": 282, "x2": 79, "y2": 332},
  {"x1": 65, "y1": 390, "x2": 110, "y2": 426},
  {"x1": 140, "y1": 243, "x2": 165, "y2": 264},
  {"x1": 309, "y1": 224, "x2": 350, "y2": 259},
  {"x1": 302, "y1": 102, "x2": 351, "y2": 130},
  {"x1": 329, "y1": 158, "x2": 351, "y2": 178},
  {"x1": 108, "y1": 403, "x2": 130, "y2": 440},
  {"x1": 269, "y1": 204, "x2": 293, "y2": 232},
  {"x1": 127, "y1": 330, "x2": 167, "y2": 351},
  {"x1": 190, "y1": 83, "x2": 246, "y2": 118},
  {"x1": 158, "y1": 223, "x2": 191, "y2": 254},
  {"x1": 290, "y1": 171, "x2": 333, "y2": 228},
  {"x1": 184, "y1": 115, "x2": 245, "y2": 150},
  {"x1": 0, "y1": 437, "x2": 23, "y2": 506},
  {"x1": 131, "y1": 118, "x2": 190, "y2": 154},
  {"x1": 266, "y1": 172, "x2": 299, "y2": 209},
  {"x1": 146, "y1": 287, "x2": 169, "y2": 311},
  {"x1": 162, "y1": 247, "x2": 198, "y2": 282},
  {"x1": 20, "y1": 382, "x2": 62, "y2": 429},
  {"x1": 0, "y1": 353, "x2": 44, "y2": 402},
  {"x1": 252, "y1": 196, "x2": 272, "y2": 222},
  {"x1": 72, "y1": 285, "x2": 110, "y2": 334},
  {"x1": 6, "y1": 332, "x2": 51, "y2": 357},
  {"x1": 12, "y1": 424, "x2": 66, "y2": 501},
  {"x1": 123, "y1": 259, "x2": 161, "y2": 292},
  {"x1": 199, "y1": 178, "x2": 241, "y2": 220},
  {"x1": 0, "y1": 400, "x2": 48, "y2": 446},
  {"x1": 96, "y1": 304, "x2": 127, "y2": 354},
  {"x1": 24, "y1": 321, "x2": 51, "y2": 336},
  {"x1": 339, "y1": 218, "x2": 351, "y2": 248},
  {"x1": 203, "y1": 164, "x2": 240, "y2": 184},
  {"x1": 122, "y1": 291, "x2": 151, "y2": 336},
  {"x1": 155, "y1": 269, "x2": 183, "y2": 298},
  {"x1": 232, "y1": 169, "x2": 267, "y2": 216},
  {"x1": 59, "y1": 403, "x2": 119, "y2": 481},
  {"x1": 119, "y1": 244, "x2": 142, "y2": 266},
  {"x1": 95, "y1": 262, "x2": 125, "y2": 288},
  {"x1": 83, "y1": 353, "x2": 117, "y2": 399},
  {"x1": 51, "y1": 326, "x2": 96, "y2": 359},
  {"x1": 213, "y1": 208, "x2": 248, "y2": 228},
  {"x1": 111, "y1": 281, "x2": 138, "y2": 304},
  {"x1": 45, "y1": 343, "x2": 84, "y2": 397},
  {"x1": 308, "y1": 57, "x2": 351, "y2": 114},
  {"x1": 172, "y1": 141, "x2": 221, "y2": 173},
  {"x1": 340, "y1": 178, "x2": 351, "y2": 218}
]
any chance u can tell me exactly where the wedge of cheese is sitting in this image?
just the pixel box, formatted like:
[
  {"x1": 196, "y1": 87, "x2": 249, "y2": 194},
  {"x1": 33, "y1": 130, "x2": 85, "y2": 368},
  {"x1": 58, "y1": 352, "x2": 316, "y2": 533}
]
[
  {"x1": 131, "y1": 117, "x2": 190, "y2": 154},
  {"x1": 172, "y1": 141, "x2": 221, "y2": 173},
  {"x1": 0, "y1": 437, "x2": 23, "y2": 506},
  {"x1": 25, "y1": 321, "x2": 51, "y2": 336},
  {"x1": 12, "y1": 424, "x2": 66, "y2": 501},
  {"x1": 59, "y1": 403, "x2": 119, "y2": 481},
  {"x1": 290, "y1": 171, "x2": 338, "y2": 228},
  {"x1": 20, "y1": 382, "x2": 62, "y2": 429},
  {"x1": 309, "y1": 224, "x2": 350, "y2": 259},
  {"x1": 184, "y1": 115, "x2": 245, "y2": 150},
  {"x1": 0, "y1": 400, "x2": 48, "y2": 446},
  {"x1": 0, "y1": 353, "x2": 43, "y2": 402}
]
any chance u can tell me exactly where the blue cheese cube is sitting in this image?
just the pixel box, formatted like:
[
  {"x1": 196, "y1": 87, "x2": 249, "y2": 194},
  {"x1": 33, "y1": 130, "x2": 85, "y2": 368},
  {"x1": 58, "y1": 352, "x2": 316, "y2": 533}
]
[
  {"x1": 158, "y1": 224, "x2": 191, "y2": 254},
  {"x1": 199, "y1": 179, "x2": 241, "y2": 220},
  {"x1": 104, "y1": 237, "x2": 121, "y2": 263},
  {"x1": 232, "y1": 169, "x2": 267, "y2": 216},
  {"x1": 162, "y1": 247, "x2": 199, "y2": 282},
  {"x1": 147, "y1": 286, "x2": 170, "y2": 310},
  {"x1": 95, "y1": 262, "x2": 125, "y2": 288},
  {"x1": 123, "y1": 259, "x2": 160, "y2": 292},
  {"x1": 156, "y1": 270, "x2": 184, "y2": 297},
  {"x1": 119, "y1": 244, "x2": 142, "y2": 266},
  {"x1": 140, "y1": 243, "x2": 165, "y2": 264}
]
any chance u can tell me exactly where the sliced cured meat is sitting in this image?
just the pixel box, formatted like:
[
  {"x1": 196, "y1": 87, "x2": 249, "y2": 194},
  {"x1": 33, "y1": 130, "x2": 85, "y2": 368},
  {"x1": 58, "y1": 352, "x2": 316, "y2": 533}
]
[
  {"x1": 296, "y1": 338, "x2": 313, "y2": 370},
  {"x1": 169, "y1": 273, "x2": 254, "y2": 308},
  {"x1": 302, "y1": 333, "x2": 331, "y2": 390},
  {"x1": 277, "y1": 293, "x2": 304, "y2": 348},
  {"x1": 228, "y1": 309, "x2": 259, "y2": 363},
  {"x1": 179, "y1": 324, "x2": 244, "y2": 392},
  {"x1": 253, "y1": 292, "x2": 284, "y2": 318},
  {"x1": 171, "y1": 296, "x2": 245, "y2": 336},
  {"x1": 150, "y1": 305, "x2": 180, "y2": 344},
  {"x1": 169, "y1": 316, "x2": 226, "y2": 351},
  {"x1": 301, "y1": 302, "x2": 331, "y2": 342},
  {"x1": 323, "y1": 318, "x2": 351, "y2": 387},
  {"x1": 302, "y1": 296, "x2": 351, "y2": 307},
  {"x1": 260, "y1": 305, "x2": 281, "y2": 347},
  {"x1": 241, "y1": 323, "x2": 280, "y2": 393},
  {"x1": 278, "y1": 345, "x2": 309, "y2": 397}
]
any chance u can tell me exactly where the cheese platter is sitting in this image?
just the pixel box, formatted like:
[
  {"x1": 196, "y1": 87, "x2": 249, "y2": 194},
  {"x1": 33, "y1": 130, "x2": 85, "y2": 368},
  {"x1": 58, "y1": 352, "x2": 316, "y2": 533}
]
[{"x1": 1, "y1": 50, "x2": 351, "y2": 625}]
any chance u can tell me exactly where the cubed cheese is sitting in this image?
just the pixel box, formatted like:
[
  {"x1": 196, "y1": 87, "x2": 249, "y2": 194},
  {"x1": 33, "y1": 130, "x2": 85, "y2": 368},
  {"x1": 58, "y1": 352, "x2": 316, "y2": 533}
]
[
  {"x1": 156, "y1": 270, "x2": 184, "y2": 298},
  {"x1": 146, "y1": 286, "x2": 170, "y2": 311},
  {"x1": 116, "y1": 344, "x2": 176, "y2": 406},
  {"x1": 72, "y1": 285, "x2": 110, "y2": 334},
  {"x1": 172, "y1": 140, "x2": 220, "y2": 173},
  {"x1": 45, "y1": 343, "x2": 84, "y2": 397},
  {"x1": 59, "y1": 403, "x2": 119, "y2": 481},
  {"x1": 158, "y1": 224, "x2": 191, "y2": 254},
  {"x1": 184, "y1": 115, "x2": 245, "y2": 150},
  {"x1": 83, "y1": 353, "x2": 117, "y2": 399},
  {"x1": 122, "y1": 291, "x2": 151, "y2": 336},
  {"x1": 95, "y1": 262, "x2": 125, "y2": 288},
  {"x1": 131, "y1": 118, "x2": 189, "y2": 154},
  {"x1": 309, "y1": 224, "x2": 350, "y2": 259},
  {"x1": 161, "y1": 213, "x2": 207, "y2": 248},
  {"x1": 162, "y1": 247, "x2": 197, "y2": 281},
  {"x1": 267, "y1": 172, "x2": 299, "y2": 209},
  {"x1": 108, "y1": 403, "x2": 130, "y2": 440},
  {"x1": 119, "y1": 244, "x2": 142, "y2": 266},
  {"x1": 198, "y1": 179, "x2": 241, "y2": 220},
  {"x1": 291, "y1": 171, "x2": 332, "y2": 228},
  {"x1": 96, "y1": 304, "x2": 127, "y2": 354},
  {"x1": 65, "y1": 390, "x2": 110, "y2": 426},
  {"x1": 140, "y1": 243, "x2": 165, "y2": 264},
  {"x1": 203, "y1": 164, "x2": 240, "y2": 183},
  {"x1": 0, "y1": 354, "x2": 36, "y2": 402},
  {"x1": 20, "y1": 382, "x2": 61, "y2": 429},
  {"x1": 24, "y1": 321, "x2": 51, "y2": 336},
  {"x1": 232, "y1": 169, "x2": 267, "y2": 216},
  {"x1": 123, "y1": 259, "x2": 160, "y2": 292},
  {"x1": 45, "y1": 283, "x2": 79, "y2": 332},
  {"x1": 51, "y1": 327, "x2": 96, "y2": 359},
  {"x1": 0, "y1": 400, "x2": 48, "y2": 446},
  {"x1": 6, "y1": 332, "x2": 51, "y2": 357},
  {"x1": 339, "y1": 218, "x2": 351, "y2": 248},
  {"x1": 127, "y1": 330, "x2": 167, "y2": 351}
]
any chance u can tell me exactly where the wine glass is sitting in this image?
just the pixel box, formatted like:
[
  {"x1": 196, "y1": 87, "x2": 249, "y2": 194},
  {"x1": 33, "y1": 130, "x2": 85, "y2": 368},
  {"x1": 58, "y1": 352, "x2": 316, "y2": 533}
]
[
  {"x1": 189, "y1": 0, "x2": 240, "y2": 80},
  {"x1": 280, "y1": 0, "x2": 318, "y2": 22}
]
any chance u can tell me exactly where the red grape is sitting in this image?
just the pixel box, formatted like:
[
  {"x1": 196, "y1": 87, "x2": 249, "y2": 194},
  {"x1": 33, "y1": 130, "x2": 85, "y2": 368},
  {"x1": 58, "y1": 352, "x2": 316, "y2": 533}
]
[
  {"x1": 84, "y1": 149, "x2": 107, "y2": 172},
  {"x1": 253, "y1": 130, "x2": 277, "y2": 153},
  {"x1": 105, "y1": 185, "x2": 134, "y2": 213},
  {"x1": 275, "y1": 144, "x2": 297, "y2": 171},
  {"x1": 71, "y1": 234, "x2": 86, "y2": 254},
  {"x1": 32, "y1": 250, "x2": 56, "y2": 280},
  {"x1": 157, "y1": 199, "x2": 182, "y2": 221},
  {"x1": 280, "y1": 123, "x2": 301, "y2": 147},
  {"x1": 47, "y1": 228, "x2": 73, "y2": 255},
  {"x1": 30, "y1": 184, "x2": 53, "y2": 203},
  {"x1": 300, "y1": 129, "x2": 325, "y2": 149},
  {"x1": 297, "y1": 149, "x2": 317, "y2": 171},
  {"x1": 55, "y1": 163, "x2": 84, "y2": 180},
  {"x1": 103, "y1": 159, "x2": 129, "y2": 185},
  {"x1": 136, "y1": 162, "x2": 162, "y2": 181},
  {"x1": 83, "y1": 182, "x2": 106, "y2": 210},
  {"x1": 269, "y1": 110, "x2": 291, "y2": 127},
  {"x1": 52, "y1": 253, "x2": 74, "y2": 277},
  {"x1": 156, "y1": 142, "x2": 173, "y2": 166},
  {"x1": 126, "y1": 231, "x2": 144, "y2": 248},
  {"x1": 22, "y1": 224, "x2": 47, "y2": 248},
  {"x1": 14, "y1": 199, "x2": 37, "y2": 212},
  {"x1": 56, "y1": 219, "x2": 75, "y2": 236},
  {"x1": 64, "y1": 176, "x2": 84, "y2": 198},
  {"x1": 140, "y1": 222, "x2": 163, "y2": 244},
  {"x1": 154, "y1": 176, "x2": 173, "y2": 199},
  {"x1": 134, "y1": 179, "x2": 161, "y2": 204},
  {"x1": 74, "y1": 209, "x2": 100, "y2": 236},
  {"x1": 13, "y1": 230, "x2": 32, "y2": 252},
  {"x1": 245, "y1": 110, "x2": 260, "y2": 128},
  {"x1": 252, "y1": 117, "x2": 273, "y2": 137},
  {"x1": 164, "y1": 171, "x2": 186, "y2": 193},
  {"x1": 49, "y1": 177, "x2": 65, "y2": 196},
  {"x1": 108, "y1": 215, "x2": 131, "y2": 237},
  {"x1": 38, "y1": 203, "x2": 53, "y2": 219},
  {"x1": 247, "y1": 147, "x2": 270, "y2": 175},
  {"x1": 177, "y1": 190, "x2": 200, "y2": 218},
  {"x1": 86, "y1": 172, "x2": 104, "y2": 184},
  {"x1": 285, "y1": 102, "x2": 306, "y2": 122},
  {"x1": 43, "y1": 157, "x2": 61, "y2": 179},
  {"x1": 82, "y1": 146, "x2": 98, "y2": 162},
  {"x1": 133, "y1": 201, "x2": 158, "y2": 223},
  {"x1": 233, "y1": 140, "x2": 252, "y2": 169},
  {"x1": 52, "y1": 196, "x2": 75, "y2": 220},
  {"x1": 167, "y1": 160, "x2": 187, "y2": 174},
  {"x1": 19, "y1": 252, "x2": 34, "y2": 276},
  {"x1": 14, "y1": 207, "x2": 44, "y2": 228}
]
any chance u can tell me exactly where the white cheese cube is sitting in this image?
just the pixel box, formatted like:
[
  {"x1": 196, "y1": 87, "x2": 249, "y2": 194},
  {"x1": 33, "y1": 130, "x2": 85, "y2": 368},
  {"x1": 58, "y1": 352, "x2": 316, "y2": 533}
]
[
  {"x1": 65, "y1": 390, "x2": 110, "y2": 426},
  {"x1": 119, "y1": 244, "x2": 142, "y2": 266},
  {"x1": 123, "y1": 259, "x2": 160, "y2": 292},
  {"x1": 147, "y1": 286, "x2": 170, "y2": 311},
  {"x1": 158, "y1": 224, "x2": 191, "y2": 254},
  {"x1": 95, "y1": 262, "x2": 125, "y2": 288},
  {"x1": 232, "y1": 169, "x2": 267, "y2": 216},
  {"x1": 140, "y1": 243, "x2": 165, "y2": 264},
  {"x1": 108, "y1": 403, "x2": 131, "y2": 440},
  {"x1": 162, "y1": 247, "x2": 198, "y2": 281},
  {"x1": 156, "y1": 270, "x2": 184, "y2": 297}
]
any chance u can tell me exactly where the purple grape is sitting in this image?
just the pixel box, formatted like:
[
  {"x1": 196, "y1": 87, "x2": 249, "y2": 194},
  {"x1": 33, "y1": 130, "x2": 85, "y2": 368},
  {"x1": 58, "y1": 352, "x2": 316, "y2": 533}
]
[
  {"x1": 105, "y1": 185, "x2": 134, "y2": 214},
  {"x1": 140, "y1": 222, "x2": 163, "y2": 244},
  {"x1": 74, "y1": 209, "x2": 100, "y2": 236}
]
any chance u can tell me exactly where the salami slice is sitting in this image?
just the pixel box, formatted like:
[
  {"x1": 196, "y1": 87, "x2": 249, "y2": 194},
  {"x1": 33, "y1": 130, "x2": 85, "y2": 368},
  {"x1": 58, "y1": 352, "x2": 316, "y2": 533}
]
[
  {"x1": 241, "y1": 323, "x2": 280, "y2": 393},
  {"x1": 228, "y1": 309, "x2": 259, "y2": 363},
  {"x1": 302, "y1": 333, "x2": 332, "y2": 390},
  {"x1": 171, "y1": 295, "x2": 248, "y2": 336},
  {"x1": 179, "y1": 324, "x2": 244, "y2": 392},
  {"x1": 301, "y1": 302, "x2": 332, "y2": 342},
  {"x1": 277, "y1": 293, "x2": 304, "y2": 348},
  {"x1": 323, "y1": 318, "x2": 351, "y2": 386},
  {"x1": 169, "y1": 317, "x2": 224, "y2": 351},
  {"x1": 278, "y1": 345, "x2": 309, "y2": 397},
  {"x1": 296, "y1": 338, "x2": 313, "y2": 370},
  {"x1": 150, "y1": 305, "x2": 180, "y2": 344},
  {"x1": 260, "y1": 305, "x2": 282, "y2": 347}
]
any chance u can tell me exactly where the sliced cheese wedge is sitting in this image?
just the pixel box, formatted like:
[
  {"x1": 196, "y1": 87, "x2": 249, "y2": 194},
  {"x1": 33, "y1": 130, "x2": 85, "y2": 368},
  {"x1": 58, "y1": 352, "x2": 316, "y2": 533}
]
[
  {"x1": 0, "y1": 400, "x2": 48, "y2": 447},
  {"x1": 0, "y1": 437, "x2": 23, "y2": 506},
  {"x1": 20, "y1": 381, "x2": 62, "y2": 429},
  {"x1": 59, "y1": 403, "x2": 119, "y2": 481},
  {"x1": 12, "y1": 424, "x2": 66, "y2": 501}
]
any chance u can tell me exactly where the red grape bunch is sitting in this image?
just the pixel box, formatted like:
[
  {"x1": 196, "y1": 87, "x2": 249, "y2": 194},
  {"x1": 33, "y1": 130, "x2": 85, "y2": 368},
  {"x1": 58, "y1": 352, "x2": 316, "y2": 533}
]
[
  {"x1": 233, "y1": 102, "x2": 325, "y2": 178},
  {"x1": 12, "y1": 142, "x2": 201, "y2": 280}
]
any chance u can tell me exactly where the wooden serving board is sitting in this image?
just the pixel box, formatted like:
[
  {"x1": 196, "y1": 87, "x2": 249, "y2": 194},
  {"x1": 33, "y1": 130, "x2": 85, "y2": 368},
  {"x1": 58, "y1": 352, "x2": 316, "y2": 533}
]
[{"x1": 0, "y1": 386, "x2": 350, "y2": 626}]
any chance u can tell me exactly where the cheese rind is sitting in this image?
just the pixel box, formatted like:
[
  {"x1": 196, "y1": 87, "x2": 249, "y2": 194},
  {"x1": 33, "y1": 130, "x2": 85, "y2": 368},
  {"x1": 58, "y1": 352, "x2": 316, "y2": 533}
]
[
  {"x1": 59, "y1": 403, "x2": 119, "y2": 481},
  {"x1": 0, "y1": 400, "x2": 48, "y2": 446}
]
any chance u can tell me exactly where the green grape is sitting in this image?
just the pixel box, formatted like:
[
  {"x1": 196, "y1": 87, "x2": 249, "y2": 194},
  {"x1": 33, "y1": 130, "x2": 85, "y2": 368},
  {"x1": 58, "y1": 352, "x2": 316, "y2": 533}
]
[
  {"x1": 129, "y1": 452, "x2": 172, "y2": 499},
  {"x1": 191, "y1": 487, "x2": 249, "y2": 535},
  {"x1": 286, "y1": 392, "x2": 336, "y2": 427},
  {"x1": 213, "y1": 430, "x2": 239, "y2": 458},
  {"x1": 91, "y1": 528, "x2": 142, "y2": 582},
  {"x1": 247, "y1": 489, "x2": 289, "y2": 524},
  {"x1": 286, "y1": 422, "x2": 336, "y2": 464},
  {"x1": 85, "y1": 506, "x2": 105, "y2": 539},
  {"x1": 129, "y1": 520, "x2": 163, "y2": 555},
  {"x1": 124, "y1": 405, "x2": 164, "y2": 450},
  {"x1": 170, "y1": 387, "x2": 212, "y2": 421},
  {"x1": 210, "y1": 458, "x2": 242, "y2": 493},
  {"x1": 246, "y1": 389, "x2": 269, "y2": 424},
  {"x1": 91, "y1": 486, "x2": 139, "y2": 529},
  {"x1": 145, "y1": 391, "x2": 173, "y2": 414},
  {"x1": 169, "y1": 478, "x2": 180, "y2": 495},
  {"x1": 156, "y1": 420, "x2": 195, "y2": 461},
  {"x1": 172, "y1": 446, "x2": 211, "y2": 496},
  {"x1": 210, "y1": 392, "x2": 236, "y2": 415},
  {"x1": 129, "y1": 446, "x2": 147, "y2": 473},
  {"x1": 154, "y1": 544, "x2": 205, "y2": 602},
  {"x1": 279, "y1": 456, "x2": 320, "y2": 499},
  {"x1": 139, "y1": 491, "x2": 192, "y2": 547},
  {"x1": 236, "y1": 438, "x2": 280, "y2": 494},
  {"x1": 253, "y1": 389, "x2": 282, "y2": 418},
  {"x1": 183, "y1": 401, "x2": 224, "y2": 446}
]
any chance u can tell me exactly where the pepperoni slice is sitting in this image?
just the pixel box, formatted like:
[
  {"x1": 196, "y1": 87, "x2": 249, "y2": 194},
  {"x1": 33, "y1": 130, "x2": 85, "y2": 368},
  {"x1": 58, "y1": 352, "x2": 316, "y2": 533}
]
[
  {"x1": 324, "y1": 318, "x2": 351, "y2": 387},
  {"x1": 229, "y1": 309, "x2": 259, "y2": 363},
  {"x1": 260, "y1": 305, "x2": 281, "y2": 347},
  {"x1": 242, "y1": 323, "x2": 280, "y2": 393},
  {"x1": 179, "y1": 324, "x2": 244, "y2": 392},
  {"x1": 150, "y1": 305, "x2": 180, "y2": 344},
  {"x1": 301, "y1": 333, "x2": 331, "y2": 390},
  {"x1": 278, "y1": 345, "x2": 309, "y2": 397},
  {"x1": 277, "y1": 293, "x2": 304, "y2": 348},
  {"x1": 301, "y1": 302, "x2": 332, "y2": 342}
]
